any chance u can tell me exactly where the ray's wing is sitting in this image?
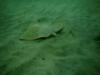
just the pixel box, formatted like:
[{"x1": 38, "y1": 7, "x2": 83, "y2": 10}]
[{"x1": 20, "y1": 24, "x2": 39, "y2": 40}]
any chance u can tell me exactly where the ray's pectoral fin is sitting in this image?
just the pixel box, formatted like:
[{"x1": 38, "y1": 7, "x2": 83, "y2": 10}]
[
  {"x1": 56, "y1": 27, "x2": 64, "y2": 34},
  {"x1": 52, "y1": 33, "x2": 57, "y2": 36}
]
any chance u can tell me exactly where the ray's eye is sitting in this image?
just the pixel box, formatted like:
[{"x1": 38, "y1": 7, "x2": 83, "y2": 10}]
[{"x1": 37, "y1": 17, "x2": 48, "y2": 23}]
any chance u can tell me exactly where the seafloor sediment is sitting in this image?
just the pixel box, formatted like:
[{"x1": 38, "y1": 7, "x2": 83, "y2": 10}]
[{"x1": 0, "y1": 0, "x2": 100, "y2": 75}]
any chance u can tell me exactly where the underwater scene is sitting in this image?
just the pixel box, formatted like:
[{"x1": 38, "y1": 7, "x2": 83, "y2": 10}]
[{"x1": 0, "y1": 0, "x2": 100, "y2": 75}]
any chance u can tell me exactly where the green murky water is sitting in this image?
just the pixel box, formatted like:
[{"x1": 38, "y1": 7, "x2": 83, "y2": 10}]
[{"x1": 0, "y1": 0, "x2": 100, "y2": 75}]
